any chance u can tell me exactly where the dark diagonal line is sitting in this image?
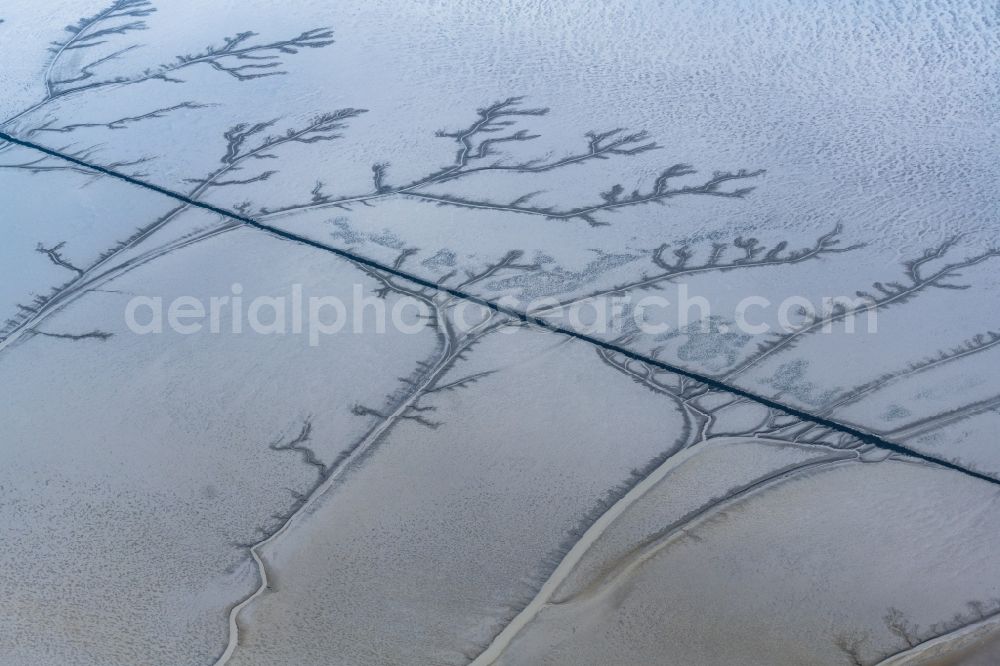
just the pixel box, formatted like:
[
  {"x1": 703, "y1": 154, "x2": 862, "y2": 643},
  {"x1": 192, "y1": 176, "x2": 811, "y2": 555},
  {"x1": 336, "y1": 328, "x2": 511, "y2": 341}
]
[{"x1": 2, "y1": 131, "x2": 996, "y2": 487}]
